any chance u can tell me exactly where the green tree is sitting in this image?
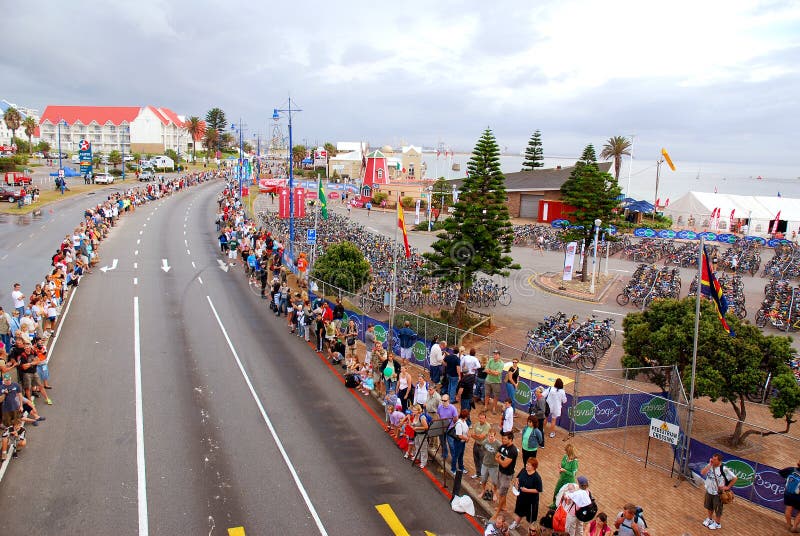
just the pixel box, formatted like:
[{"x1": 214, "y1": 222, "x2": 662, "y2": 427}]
[
  {"x1": 521, "y1": 129, "x2": 544, "y2": 170},
  {"x1": 424, "y1": 128, "x2": 519, "y2": 324},
  {"x1": 108, "y1": 149, "x2": 122, "y2": 168},
  {"x1": 22, "y1": 116, "x2": 37, "y2": 154},
  {"x1": 323, "y1": 142, "x2": 337, "y2": 158},
  {"x1": 34, "y1": 140, "x2": 51, "y2": 154},
  {"x1": 292, "y1": 144, "x2": 306, "y2": 167},
  {"x1": 430, "y1": 176, "x2": 453, "y2": 220},
  {"x1": 220, "y1": 132, "x2": 235, "y2": 151},
  {"x1": 203, "y1": 129, "x2": 219, "y2": 156},
  {"x1": 622, "y1": 297, "x2": 799, "y2": 446},
  {"x1": 185, "y1": 116, "x2": 205, "y2": 162},
  {"x1": 93, "y1": 151, "x2": 104, "y2": 168},
  {"x1": 599, "y1": 135, "x2": 632, "y2": 181},
  {"x1": 205, "y1": 108, "x2": 226, "y2": 152},
  {"x1": 165, "y1": 149, "x2": 180, "y2": 164},
  {"x1": 560, "y1": 144, "x2": 621, "y2": 281},
  {"x1": 3, "y1": 107, "x2": 22, "y2": 147},
  {"x1": 311, "y1": 241, "x2": 370, "y2": 293}
]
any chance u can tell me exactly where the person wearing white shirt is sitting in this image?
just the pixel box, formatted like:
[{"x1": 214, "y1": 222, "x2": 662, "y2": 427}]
[
  {"x1": 565, "y1": 476, "x2": 592, "y2": 536},
  {"x1": 545, "y1": 378, "x2": 568, "y2": 439},
  {"x1": 460, "y1": 351, "x2": 481, "y2": 376},
  {"x1": 501, "y1": 398, "x2": 514, "y2": 434},
  {"x1": 11, "y1": 283, "x2": 25, "y2": 317},
  {"x1": 428, "y1": 339, "x2": 445, "y2": 385}
]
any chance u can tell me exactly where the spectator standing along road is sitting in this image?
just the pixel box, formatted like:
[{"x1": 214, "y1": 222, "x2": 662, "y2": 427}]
[
  {"x1": 700, "y1": 453, "x2": 737, "y2": 531},
  {"x1": 779, "y1": 458, "x2": 800, "y2": 532},
  {"x1": 484, "y1": 350, "x2": 504, "y2": 414},
  {"x1": 544, "y1": 378, "x2": 568, "y2": 439},
  {"x1": 428, "y1": 338, "x2": 445, "y2": 386},
  {"x1": 397, "y1": 321, "x2": 416, "y2": 361}
]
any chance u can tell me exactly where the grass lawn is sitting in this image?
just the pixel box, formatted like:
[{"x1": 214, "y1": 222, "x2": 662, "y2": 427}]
[{"x1": 0, "y1": 183, "x2": 115, "y2": 215}]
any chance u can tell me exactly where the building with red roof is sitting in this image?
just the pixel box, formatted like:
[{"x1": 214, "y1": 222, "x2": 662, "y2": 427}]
[{"x1": 39, "y1": 105, "x2": 190, "y2": 157}]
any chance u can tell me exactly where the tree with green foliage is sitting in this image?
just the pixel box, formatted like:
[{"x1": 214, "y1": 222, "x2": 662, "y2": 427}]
[
  {"x1": 165, "y1": 149, "x2": 180, "y2": 164},
  {"x1": 185, "y1": 116, "x2": 205, "y2": 162},
  {"x1": 205, "y1": 108, "x2": 227, "y2": 137},
  {"x1": 22, "y1": 116, "x2": 37, "y2": 154},
  {"x1": 521, "y1": 130, "x2": 544, "y2": 171},
  {"x1": 424, "y1": 128, "x2": 519, "y2": 324},
  {"x1": 3, "y1": 107, "x2": 22, "y2": 148},
  {"x1": 560, "y1": 144, "x2": 621, "y2": 281},
  {"x1": 34, "y1": 140, "x2": 51, "y2": 154},
  {"x1": 108, "y1": 150, "x2": 122, "y2": 168},
  {"x1": 622, "y1": 297, "x2": 799, "y2": 447},
  {"x1": 292, "y1": 144, "x2": 306, "y2": 167},
  {"x1": 203, "y1": 129, "x2": 219, "y2": 156},
  {"x1": 323, "y1": 142, "x2": 337, "y2": 158},
  {"x1": 311, "y1": 241, "x2": 371, "y2": 293},
  {"x1": 430, "y1": 177, "x2": 453, "y2": 220},
  {"x1": 93, "y1": 151, "x2": 104, "y2": 169},
  {"x1": 600, "y1": 135, "x2": 632, "y2": 181}
]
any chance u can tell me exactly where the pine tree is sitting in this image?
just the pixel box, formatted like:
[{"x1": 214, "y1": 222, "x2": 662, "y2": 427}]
[
  {"x1": 560, "y1": 144, "x2": 621, "y2": 282},
  {"x1": 424, "y1": 128, "x2": 520, "y2": 323},
  {"x1": 521, "y1": 129, "x2": 544, "y2": 170}
]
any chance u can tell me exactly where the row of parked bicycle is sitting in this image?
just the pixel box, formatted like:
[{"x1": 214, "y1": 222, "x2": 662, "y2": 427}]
[
  {"x1": 686, "y1": 273, "x2": 748, "y2": 319},
  {"x1": 616, "y1": 264, "x2": 682, "y2": 308},
  {"x1": 755, "y1": 278, "x2": 800, "y2": 331},
  {"x1": 761, "y1": 243, "x2": 800, "y2": 279},
  {"x1": 521, "y1": 312, "x2": 617, "y2": 370}
]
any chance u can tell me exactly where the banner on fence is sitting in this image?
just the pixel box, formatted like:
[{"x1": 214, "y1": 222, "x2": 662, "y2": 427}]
[{"x1": 563, "y1": 241, "x2": 577, "y2": 281}]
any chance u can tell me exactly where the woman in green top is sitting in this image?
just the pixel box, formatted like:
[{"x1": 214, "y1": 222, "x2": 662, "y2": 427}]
[
  {"x1": 521, "y1": 415, "x2": 543, "y2": 465},
  {"x1": 551, "y1": 443, "x2": 578, "y2": 506}
]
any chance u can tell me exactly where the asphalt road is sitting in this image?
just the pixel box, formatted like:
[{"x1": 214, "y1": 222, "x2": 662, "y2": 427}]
[{"x1": 0, "y1": 179, "x2": 478, "y2": 535}]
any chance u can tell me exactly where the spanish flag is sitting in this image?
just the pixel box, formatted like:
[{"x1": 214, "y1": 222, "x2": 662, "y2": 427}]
[
  {"x1": 397, "y1": 200, "x2": 411, "y2": 258},
  {"x1": 661, "y1": 148, "x2": 676, "y2": 171}
]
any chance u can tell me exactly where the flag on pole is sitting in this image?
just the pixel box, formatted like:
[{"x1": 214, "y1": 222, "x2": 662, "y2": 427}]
[
  {"x1": 701, "y1": 246, "x2": 734, "y2": 336},
  {"x1": 770, "y1": 211, "x2": 781, "y2": 234},
  {"x1": 318, "y1": 179, "x2": 328, "y2": 220},
  {"x1": 397, "y1": 199, "x2": 411, "y2": 258},
  {"x1": 661, "y1": 148, "x2": 676, "y2": 171}
]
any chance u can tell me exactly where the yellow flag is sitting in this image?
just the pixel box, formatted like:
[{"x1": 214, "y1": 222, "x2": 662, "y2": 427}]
[{"x1": 661, "y1": 148, "x2": 676, "y2": 171}]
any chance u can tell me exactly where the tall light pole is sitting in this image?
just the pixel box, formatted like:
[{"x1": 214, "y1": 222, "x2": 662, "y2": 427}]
[
  {"x1": 231, "y1": 119, "x2": 245, "y2": 199},
  {"x1": 589, "y1": 218, "x2": 601, "y2": 294},
  {"x1": 274, "y1": 98, "x2": 302, "y2": 260},
  {"x1": 121, "y1": 125, "x2": 128, "y2": 181},
  {"x1": 57, "y1": 119, "x2": 66, "y2": 172},
  {"x1": 625, "y1": 134, "x2": 635, "y2": 200}
]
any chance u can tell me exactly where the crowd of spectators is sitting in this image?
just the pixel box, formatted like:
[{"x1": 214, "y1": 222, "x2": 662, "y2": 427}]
[{"x1": 1, "y1": 171, "x2": 222, "y2": 463}]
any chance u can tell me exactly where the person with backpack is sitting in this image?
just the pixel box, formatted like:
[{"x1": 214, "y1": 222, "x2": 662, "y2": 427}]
[
  {"x1": 614, "y1": 504, "x2": 646, "y2": 536},
  {"x1": 544, "y1": 378, "x2": 568, "y2": 439},
  {"x1": 779, "y1": 458, "x2": 800, "y2": 532},
  {"x1": 700, "y1": 453, "x2": 737, "y2": 531},
  {"x1": 564, "y1": 476, "x2": 594, "y2": 536}
]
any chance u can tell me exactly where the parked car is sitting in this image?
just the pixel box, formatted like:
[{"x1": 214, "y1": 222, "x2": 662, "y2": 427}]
[
  {"x1": 94, "y1": 173, "x2": 114, "y2": 184},
  {"x1": 0, "y1": 186, "x2": 23, "y2": 203},
  {"x1": 139, "y1": 170, "x2": 155, "y2": 181},
  {"x1": 4, "y1": 171, "x2": 32, "y2": 186}
]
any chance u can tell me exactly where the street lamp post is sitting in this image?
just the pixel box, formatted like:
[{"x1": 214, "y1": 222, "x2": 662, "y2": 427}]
[
  {"x1": 274, "y1": 98, "x2": 302, "y2": 260},
  {"x1": 57, "y1": 119, "x2": 66, "y2": 173},
  {"x1": 231, "y1": 119, "x2": 245, "y2": 199},
  {"x1": 603, "y1": 231, "x2": 610, "y2": 275},
  {"x1": 590, "y1": 219, "x2": 601, "y2": 294},
  {"x1": 121, "y1": 125, "x2": 128, "y2": 181}
]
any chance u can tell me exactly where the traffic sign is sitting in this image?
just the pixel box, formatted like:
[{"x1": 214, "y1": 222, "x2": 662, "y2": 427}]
[
  {"x1": 58, "y1": 169, "x2": 65, "y2": 178},
  {"x1": 306, "y1": 229, "x2": 317, "y2": 244},
  {"x1": 649, "y1": 417, "x2": 680, "y2": 445}
]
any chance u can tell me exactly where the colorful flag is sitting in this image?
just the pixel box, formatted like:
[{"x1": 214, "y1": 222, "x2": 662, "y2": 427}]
[
  {"x1": 397, "y1": 199, "x2": 411, "y2": 258},
  {"x1": 701, "y1": 246, "x2": 734, "y2": 336},
  {"x1": 661, "y1": 148, "x2": 676, "y2": 171},
  {"x1": 770, "y1": 211, "x2": 781, "y2": 234},
  {"x1": 318, "y1": 179, "x2": 328, "y2": 220}
]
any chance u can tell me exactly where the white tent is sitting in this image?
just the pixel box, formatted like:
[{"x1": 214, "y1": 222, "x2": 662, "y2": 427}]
[{"x1": 663, "y1": 191, "x2": 796, "y2": 236}]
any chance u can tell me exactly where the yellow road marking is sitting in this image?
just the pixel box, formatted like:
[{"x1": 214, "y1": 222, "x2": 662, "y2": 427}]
[
  {"x1": 375, "y1": 504, "x2": 411, "y2": 536},
  {"x1": 425, "y1": 532, "x2": 437, "y2": 536},
  {"x1": 227, "y1": 527, "x2": 246, "y2": 536}
]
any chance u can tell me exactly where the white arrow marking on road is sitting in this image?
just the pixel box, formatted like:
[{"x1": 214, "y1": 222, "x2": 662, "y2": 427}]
[
  {"x1": 100, "y1": 258, "x2": 118, "y2": 273},
  {"x1": 217, "y1": 259, "x2": 229, "y2": 273},
  {"x1": 161, "y1": 259, "x2": 171, "y2": 273}
]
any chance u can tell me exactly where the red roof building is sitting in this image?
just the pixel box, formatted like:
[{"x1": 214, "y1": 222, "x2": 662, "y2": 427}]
[{"x1": 39, "y1": 105, "x2": 190, "y2": 156}]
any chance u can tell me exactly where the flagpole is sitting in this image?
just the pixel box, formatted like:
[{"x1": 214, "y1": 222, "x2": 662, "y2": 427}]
[
  {"x1": 681, "y1": 235, "x2": 703, "y2": 480},
  {"x1": 388, "y1": 195, "x2": 399, "y2": 357}
]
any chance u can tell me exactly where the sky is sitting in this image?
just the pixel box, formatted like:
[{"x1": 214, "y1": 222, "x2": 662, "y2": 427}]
[{"x1": 2, "y1": 0, "x2": 799, "y2": 167}]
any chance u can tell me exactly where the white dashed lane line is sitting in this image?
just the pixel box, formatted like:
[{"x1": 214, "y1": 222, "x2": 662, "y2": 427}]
[
  {"x1": 137, "y1": 239, "x2": 140, "y2": 245},
  {"x1": 135, "y1": 250, "x2": 139, "y2": 256},
  {"x1": 197, "y1": 277, "x2": 203, "y2": 285},
  {"x1": 191, "y1": 261, "x2": 196, "y2": 268},
  {"x1": 134, "y1": 277, "x2": 138, "y2": 285},
  {"x1": 186, "y1": 249, "x2": 190, "y2": 255},
  {"x1": 139, "y1": 231, "x2": 143, "y2": 235},
  {"x1": 16, "y1": 242, "x2": 22, "y2": 248},
  {"x1": 134, "y1": 262, "x2": 138, "y2": 269}
]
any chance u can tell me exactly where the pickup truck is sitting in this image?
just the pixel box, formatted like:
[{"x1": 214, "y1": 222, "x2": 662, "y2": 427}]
[
  {"x1": 94, "y1": 173, "x2": 114, "y2": 184},
  {"x1": 4, "y1": 171, "x2": 32, "y2": 186},
  {"x1": 139, "y1": 170, "x2": 155, "y2": 182}
]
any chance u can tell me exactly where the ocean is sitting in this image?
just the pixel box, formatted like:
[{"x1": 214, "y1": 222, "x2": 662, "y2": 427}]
[{"x1": 421, "y1": 153, "x2": 800, "y2": 202}]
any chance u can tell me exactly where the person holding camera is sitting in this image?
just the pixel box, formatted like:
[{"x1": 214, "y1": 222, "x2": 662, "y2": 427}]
[{"x1": 700, "y1": 453, "x2": 737, "y2": 530}]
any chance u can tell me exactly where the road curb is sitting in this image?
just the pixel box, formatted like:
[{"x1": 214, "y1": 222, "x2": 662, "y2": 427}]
[{"x1": 531, "y1": 272, "x2": 620, "y2": 303}]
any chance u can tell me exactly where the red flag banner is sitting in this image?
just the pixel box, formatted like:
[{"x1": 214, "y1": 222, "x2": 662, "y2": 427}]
[{"x1": 397, "y1": 200, "x2": 411, "y2": 258}]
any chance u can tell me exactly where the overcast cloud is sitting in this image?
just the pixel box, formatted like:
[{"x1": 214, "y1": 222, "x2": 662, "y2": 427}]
[{"x1": 2, "y1": 0, "x2": 798, "y2": 166}]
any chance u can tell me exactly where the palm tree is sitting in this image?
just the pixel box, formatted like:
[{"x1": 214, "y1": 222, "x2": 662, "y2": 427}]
[
  {"x1": 599, "y1": 135, "x2": 632, "y2": 181},
  {"x1": 185, "y1": 116, "x2": 205, "y2": 162},
  {"x1": 3, "y1": 107, "x2": 22, "y2": 148},
  {"x1": 22, "y1": 116, "x2": 37, "y2": 153}
]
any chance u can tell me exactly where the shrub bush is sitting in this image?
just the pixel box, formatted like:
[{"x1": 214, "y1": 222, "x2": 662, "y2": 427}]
[
  {"x1": 372, "y1": 191, "x2": 388, "y2": 205},
  {"x1": 400, "y1": 196, "x2": 415, "y2": 209}
]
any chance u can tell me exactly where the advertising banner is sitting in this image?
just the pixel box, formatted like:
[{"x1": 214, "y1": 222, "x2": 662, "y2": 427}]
[
  {"x1": 78, "y1": 139, "x2": 92, "y2": 174},
  {"x1": 563, "y1": 241, "x2": 577, "y2": 281}
]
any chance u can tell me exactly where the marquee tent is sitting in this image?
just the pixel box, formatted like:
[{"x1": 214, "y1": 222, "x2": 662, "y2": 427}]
[{"x1": 662, "y1": 191, "x2": 799, "y2": 236}]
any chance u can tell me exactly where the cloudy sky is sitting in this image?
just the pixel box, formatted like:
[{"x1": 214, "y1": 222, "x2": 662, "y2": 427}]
[{"x1": 3, "y1": 0, "x2": 798, "y2": 166}]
